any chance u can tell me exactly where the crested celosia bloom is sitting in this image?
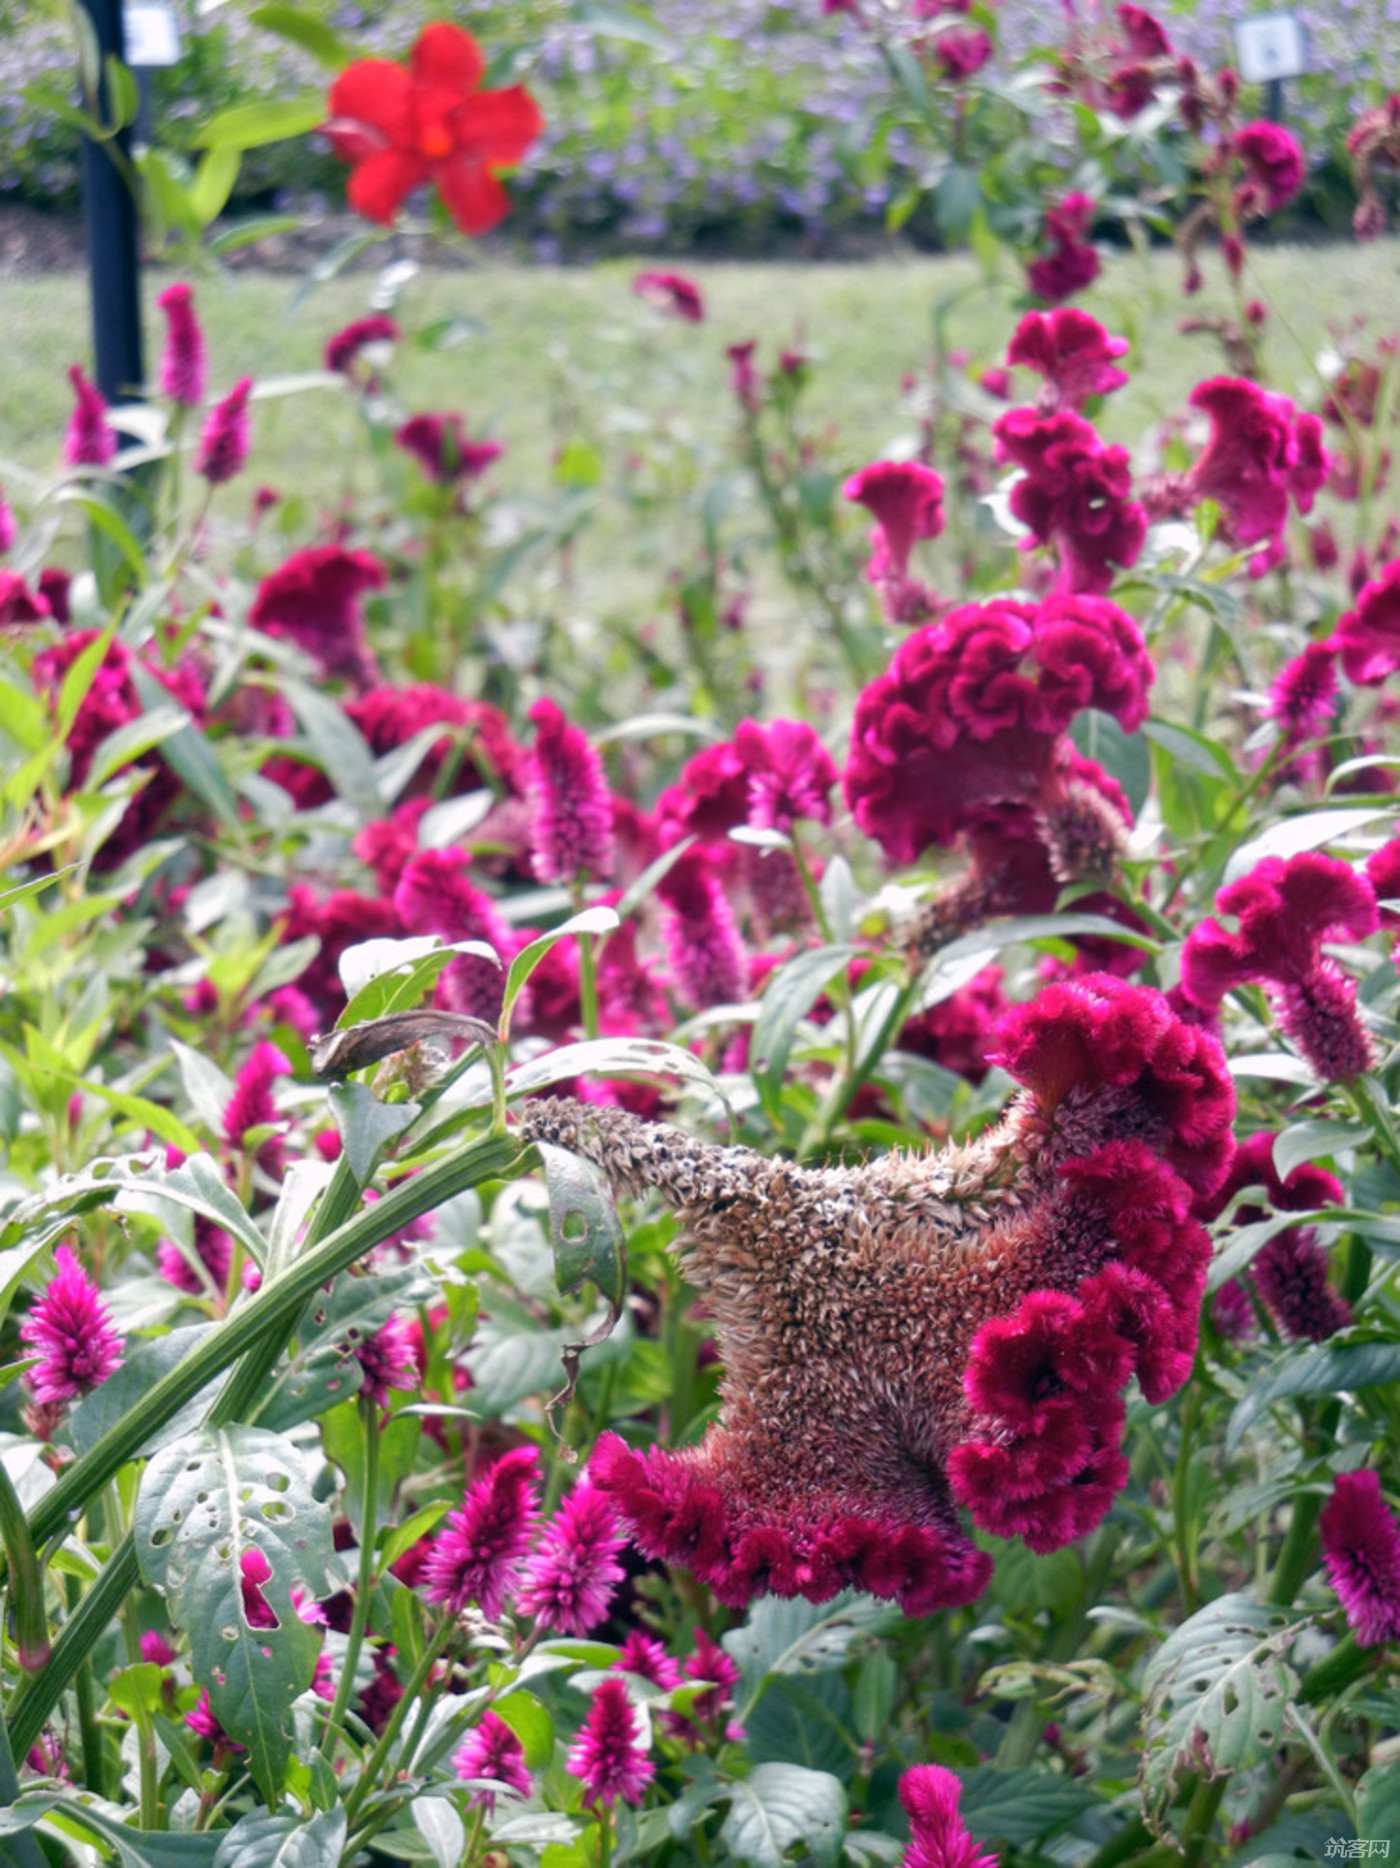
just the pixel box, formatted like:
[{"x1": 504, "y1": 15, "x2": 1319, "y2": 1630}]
[
  {"x1": 1026, "y1": 193, "x2": 1099, "y2": 303},
  {"x1": 223, "y1": 1041, "x2": 292, "y2": 1179},
  {"x1": 1005, "y1": 309, "x2": 1130, "y2": 412},
  {"x1": 1319, "y1": 1469, "x2": 1400, "y2": 1646},
  {"x1": 1330, "y1": 558, "x2": 1400, "y2": 686},
  {"x1": 356, "y1": 1316, "x2": 420, "y2": 1407},
  {"x1": 732, "y1": 718, "x2": 839, "y2": 832},
  {"x1": 844, "y1": 594, "x2": 1153, "y2": 863},
  {"x1": 657, "y1": 848, "x2": 748, "y2": 1011},
  {"x1": 526, "y1": 697, "x2": 616, "y2": 885},
  {"x1": 567, "y1": 1678, "x2": 655, "y2": 1807},
  {"x1": 1367, "y1": 834, "x2": 1400, "y2": 927},
  {"x1": 613, "y1": 1631, "x2": 682, "y2": 1689},
  {"x1": 20, "y1": 1246, "x2": 124, "y2": 1405},
  {"x1": 927, "y1": 24, "x2": 992, "y2": 82},
  {"x1": 455, "y1": 1711, "x2": 532, "y2": 1812},
  {"x1": 515, "y1": 1482, "x2": 627, "y2": 1634},
  {"x1": 248, "y1": 545, "x2": 386, "y2": 690},
  {"x1": 843, "y1": 461, "x2": 946, "y2": 578},
  {"x1": 393, "y1": 848, "x2": 513, "y2": 1022},
  {"x1": 0, "y1": 569, "x2": 49, "y2": 627},
  {"x1": 1184, "y1": 378, "x2": 1329, "y2": 569},
  {"x1": 993, "y1": 408, "x2": 1146, "y2": 595},
  {"x1": 520, "y1": 975, "x2": 1233, "y2": 1610},
  {"x1": 1195, "y1": 1134, "x2": 1351, "y2": 1343},
  {"x1": 1180, "y1": 852, "x2": 1378, "y2": 1081},
  {"x1": 280, "y1": 885, "x2": 402, "y2": 1018},
  {"x1": 194, "y1": 377, "x2": 253, "y2": 485},
  {"x1": 727, "y1": 340, "x2": 760, "y2": 413},
  {"x1": 395, "y1": 413, "x2": 502, "y2": 485},
  {"x1": 324, "y1": 313, "x2": 400, "y2": 375},
  {"x1": 633, "y1": 270, "x2": 705, "y2": 321},
  {"x1": 65, "y1": 365, "x2": 117, "y2": 468},
  {"x1": 1232, "y1": 122, "x2": 1305, "y2": 214},
  {"x1": 420, "y1": 1445, "x2": 541, "y2": 1618},
  {"x1": 347, "y1": 683, "x2": 522, "y2": 796},
  {"x1": 899, "y1": 1763, "x2": 997, "y2": 1868},
  {"x1": 325, "y1": 22, "x2": 543, "y2": 236},
  {"x1": 155, "y1": 282, "x2": 206, "y2": 407}
]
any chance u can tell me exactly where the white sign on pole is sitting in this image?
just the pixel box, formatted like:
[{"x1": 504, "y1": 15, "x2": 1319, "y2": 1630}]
[
  {"x1": 1233, "y1": 12, "x2": 1307, "y2": 85},
  {"x1": 124, "y1": 2, "x2": 183, "y2": 66}
]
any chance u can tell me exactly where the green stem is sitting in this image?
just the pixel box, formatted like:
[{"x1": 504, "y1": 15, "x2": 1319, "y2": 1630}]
[
  {"x1": 1083, "y1": 1817, "x2": 1151, "y2": 1868},
  {"x1": 0, "y1": 1457, "x2": 49, "y2": 1672},
  {"x1": 321, "y1": 1396, "x2": 381, "y2": 1761},
  {"x1": 1172, "y1": 1385, "x2": 1202, "y2": 1614},
  {"x1": 577, "y1": 930, "x2": 600, "y2": 1041},
  {"x1": 1267, "y1": 1490, "x2": 1323, "y2": 1609},
  {"x1": 1180, "y1": 1773, "x2": 1227, "y2": 1868},
  {"x1": 343, "y1": 1616, "x2": 456, "y2": 1826},
  {"x1": 596, "y1": 1808, "x2": 614, "y2": 1868},
  {"x1": 24, "y1": 1133, "x2": 518, "y2": 1554},
  {"x1": 119, "y1": 1588, "x2": 161, "y2": 1829},
  {"x1": 1298, "y1": 1631, "x2": 1371, "y2": 1705},
  {"x1": 8, "y1": 1535, "x2": 139, "y2": 1760},
  {"x1": 66, "y1": 1570, "x2": 105, "y2": 1800}
]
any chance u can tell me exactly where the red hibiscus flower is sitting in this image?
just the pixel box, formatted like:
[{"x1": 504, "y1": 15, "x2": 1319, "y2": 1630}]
[{"x1": 325, "y1": 22, "x2": 543, "y2": 237}]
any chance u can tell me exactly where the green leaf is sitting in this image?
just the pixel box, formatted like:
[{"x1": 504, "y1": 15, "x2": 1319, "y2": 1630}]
[
  {"x1": 116, "y1": 1150, "x2": 268, "y2": 1262},
  {"x1": 0, "y1": 867, "x2": 77, "y2": 916},
  {"x1": 247, "y1": 6, "x2": 354, "y2": 68},
  {"x1": 5, "y1": 1799, "x2": 221, "y2": 1867},
  {"x1": 283, "y1": 681, "x2": 381, "y2": 818},
  {"x1": 506, "y1": 1036, "x2": 720, "y2": 1102},
  {"x1": 920, "y1": 912, "x2": 1157, "y2": 972},
  {"x1": 1228, "y1": 1342, "x2": 1400, "y2": 1450},
  {"x1": 852, "y1": 1650, "x2": 898, "y2": 1745},
  {"x1": 536, "y1": 1140, "x2": 625, "y2": 1309},
  {"x1": 1070, "y1": 712, "x2": 1151, "y2": 817},
  {"x1": 724, "y1": 1593, "x2": 898, "y2": 1706},
  {"x1": 1140, "y1": 1591, "x2": 1302, "y2": 1837},
  {"x1": 501, "y1": 905, "x2": 620, "y2": 1034},
  {"x1": 466, "y1": 1310, "x2": 576, "y2": 1417},
  {"x1": 719, "y1": 1763, "x2": 846, "y2": 1868},
  {"x1": 328, "y1": 1082, "x2": 420, "y2": 1187},
  {"x1": 213, "y1": 1809, "x2": 348, "y2": 1867},
  {"x1": 1226, "y1": 808, "x2": 1392, "y2": 884},
  {"x1": 956, "y1": 1767, "x2": 1098, "y2": 1845},
  {"x1": 749, "y1": 944, "x2": 857, "y2": 1118},
  {"x1": 569, "y1": 0, "x2": 675, "y2": 49},
  {"x1": 57, "y1": 493, "x2": 148, "y2": 585},
  {"x1": 254, "y1": 1265, "x2": 428, "y2": 1433},
  {"x1": 1273, "y1": 1119, "x2": 1371, "y2": 1183},
  {"x1": 492, "y1": 1692, "x2": 554, "y2": 1770},
  {"x1": 133, "y1": 1425, "x2": 335, "y2": 1803},
  {"x1": 128, "y1": 663, "x2": 242, "y2": 834},
  {"x1": 71, "y1": 1326, "x2": 220, "y2": 1459},
  {"x1": 195, "y1": 95, "x2": 327, "y2": 150},
  {"x1": 188, "y1": 146, "x2": 242, "y2": 226},
  {"x1": 746, "y1": 1679, "x2": 854, "y2": 1779},
  {"x1": 1357, "y1": 1761, "x2": 1400, "y2": 1844},
  {"x1": 1142, "y1": 719, "x2": 1235, "y2": 782}
]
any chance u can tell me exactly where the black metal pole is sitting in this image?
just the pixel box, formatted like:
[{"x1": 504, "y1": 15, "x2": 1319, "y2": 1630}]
[{"x1": 79, "y1": 0, "x2": 145, "y2": 418}]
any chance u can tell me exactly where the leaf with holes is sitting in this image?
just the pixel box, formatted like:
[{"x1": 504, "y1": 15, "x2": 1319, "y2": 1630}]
[
  {"x1": 1139, "y1": 1592, "x2": 1303, "y2": 1838},
  {"x1": 254, "y1": 1266, "x2": 430, "y2": 1433},
  {"x1": 132, "y1": 1426, "x2": 335, "y2": 1802},
  {"x1": 536, "y1": 1140, "x2": 625, "y2": 1310},
  {"x1": 719, "y1": 1763, "x2": 846, "y2": 1868}
]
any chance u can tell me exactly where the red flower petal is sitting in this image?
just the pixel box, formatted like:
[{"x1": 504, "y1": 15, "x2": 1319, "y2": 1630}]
[
  {"x1": 328, "y1": 60, "x2": 414, "y2": 142},
  {"x1": 435, "y1": 155, "x2": 512, "y2": 235},
  {"x1": 348, "y1": 147, "x2": 430, "y2": 225},
  {"x1": 458, "y1": 85, "x2": 545, "y2": 165},
  {"x1": 411, "y1": 21, "x2": 485, "y2": 93}
]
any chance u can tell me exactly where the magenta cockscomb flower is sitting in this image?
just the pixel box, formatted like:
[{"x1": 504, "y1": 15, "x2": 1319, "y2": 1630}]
[
  {"x1": 685, "y1": 1629, "x2": 739, "y2": 1720},
  {"x1": 526, "y1": 697, "x2": 616, "y2": 885},
  {"x1": 395, "y1": 413, "x2": 502, "y2": 485},
  {"x1": 455, "y1": 1710, "x2": 532, "y2": 1812},
  {"x1": 325, "y1": 313, "x2": 400, "y2": 376},
  {"x1": 1006, "y1": 309, "x2": 1130, "y2": 412},
  {"x1": 1319, "y1": 1468, "x2": 1400, "y2": 1646},
  {"x1": 1026, "y1": 193, "x2": 1099, "y2": 304},
  {"x1": 249, "y1": 545, "x2": 386, "y2": 690},
  {"x1": 420, "y1": 1446, "x2": 541, "y2": 1618},
  {"x1": 65, "y1": 365, "x2": 117, "y2": 468},
  {"x1": 355, "y1": 1316, "x2": 419, "y2": 1407},
  {"x1": 0, "y1": 570, "x2": 49, "y2": 627},
  {"x1": 20, "y1": 1246, "x2": 124, "y2": 1406},
  {"x1": 1331, "y1": 558, "x2": 1400, "y2": 686},
  {"x1": 613, "y1": 1631, "x2": 682, "y2": 1689},
  {"x1": 0, "y1": 487, "x2": 15, "y2": 554},
  {"x1": 727, "y1": 340, "x2": 760, "y2": 413},
  {"x1": 1180, "y1": 852, "x2": 1378, "y2": 1081},
  {"x1": 993, "y1": 407, "x2": 1146, "y2": 595},
  {"x1": 656, "y1": 848, "x2": 748, "y2": 1011},
  {"x1": 1233, "y1": 121, "x2": 1305, "y2": 214},
  {"x1": 567, "y1": 1677, "x2": 655, "y2": 1808},
  {"x1": 194, "y1": 377, "x2": 253, "y2": 486},
  {"x1": 899, "y1": 1764, "x2": 998, "y2": 1868},
  {"x1": 515, "y1": 1483, "x2": 626, "y2": 1635},
  {"x1": 393, "y1": 847, "x2": 513, "y2": 1023},
  {"x1": 156, "y1": 282, "x2": 207, "y2": 407},
  {"x1": 633, "y1": 270, "x2": 705, "y2": 321},
  {"x1": 1185, "y1": 378, "x2": 1329, "y2": 571},
  {"x1": 157, "y1": 1217, "x2": 233, "y2": 1300},
  {"x1": 843, "y1": 460, "x2": 946, "y2": 578}
]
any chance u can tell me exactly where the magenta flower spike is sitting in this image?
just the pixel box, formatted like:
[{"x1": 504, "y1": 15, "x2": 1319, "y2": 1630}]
[
  {"x1": 566, "y1": 1677, "x2": 655, "y2": 1808},
  {"x1": 454, "y1": 1710, "x2": 532, "y2": 1812},
  {"x1": 355, "y1": 1316, "x2": 419, "y2": 1407},
  {"x1": 526, "y1": 697, "x2": 616, "y2": 885},
  {"x1": 19, "y1": 1246, "x2": 124, "y2": 1405},
  {"x1": 899, "y1": 1764, "x2": 998, "y2": 1868},
  {"x1": 656, "y1": 848, "x2": 748, "y2": 1011},
  {"x1": 420, "y1": 1445, "x2": 541, "y2": 1618},
  {"x1": 1319, "y1": 1469, "x2": 1400, "y2": 1646},
  {"x1": 194, "y1": 377, "x2": 253, "y2": 486},
  {"x1": 155, "y1": 282, "x2": 207, "y2": 407},
  {"x1": 64, "y1": 365, "x2": 117, "y2": 468},
  {"x1": 515, "y1": 1482, "x2": 626, "y2": 1634}
]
